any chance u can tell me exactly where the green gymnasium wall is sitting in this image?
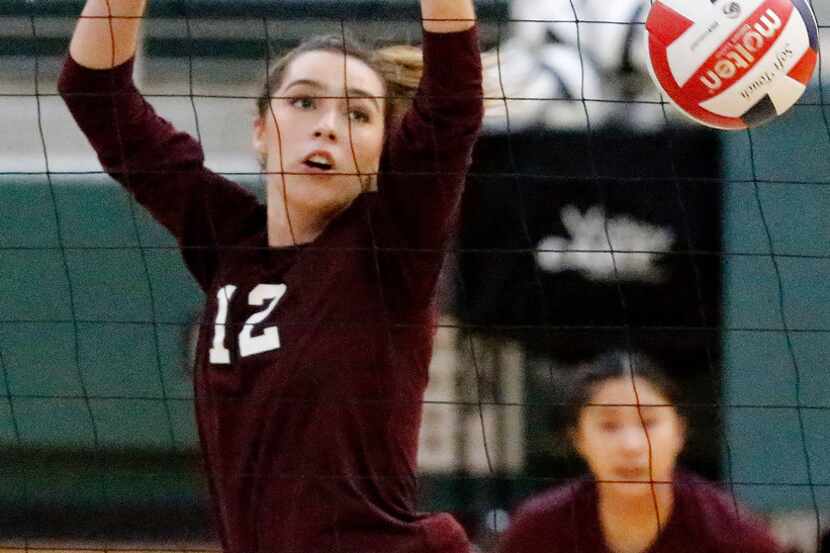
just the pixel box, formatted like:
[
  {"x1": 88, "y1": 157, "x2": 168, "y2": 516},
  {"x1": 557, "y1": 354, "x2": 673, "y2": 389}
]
[
  {"x1": 722, "y1": 96, "x2": 830, "y2": 512},
  {"x1": 0, "y1": 177, "x2": 203, "y2": 452},
  {"x1": 0, "y1": 178, "x2": 211, "y2": 536}
]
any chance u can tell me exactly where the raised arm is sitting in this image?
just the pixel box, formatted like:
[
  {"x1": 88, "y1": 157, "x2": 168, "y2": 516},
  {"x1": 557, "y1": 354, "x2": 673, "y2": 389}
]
[
  {"x1": 69, "y1": 0, "x2": 146, "y2": 69},
  {"x1": 59, "y1": 0, "x2": 260, "y2": 292},
  {"x1": 381, "y1": 0, "x2": 482, "y2": 222},
  {"x1": 420, "y1": 0, "x2": 476, "y2": 33},
  {"x1": 371, "y1": 2, "x2": 482, "y2": 310}
]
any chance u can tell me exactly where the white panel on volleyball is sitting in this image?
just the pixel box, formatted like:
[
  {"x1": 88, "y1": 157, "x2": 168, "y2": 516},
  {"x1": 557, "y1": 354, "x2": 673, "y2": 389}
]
[
  {"x1": 657, "y1": 0, "x2": 732, "y2": 20},
  {"x1": 665, "y1": 0, "x2": 767, "y2": 87},
  {"x1": 699, "y1": 10, "x2": 810, "y2": 117}
]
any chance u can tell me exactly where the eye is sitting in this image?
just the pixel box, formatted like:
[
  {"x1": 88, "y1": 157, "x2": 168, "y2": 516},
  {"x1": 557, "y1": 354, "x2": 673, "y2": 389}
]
[
  {"x1": 291, "y1": 97, "x2": 315, "y2": 110},
  {"x1": 348, "y1": 108, "x2": 371, "y2": 123},
  {"x1": 599, "y1": 421, "x2": 620, "y2": 432},
  {"x1": 642, "y1": 416, "x2": 659, "y2": 429}
]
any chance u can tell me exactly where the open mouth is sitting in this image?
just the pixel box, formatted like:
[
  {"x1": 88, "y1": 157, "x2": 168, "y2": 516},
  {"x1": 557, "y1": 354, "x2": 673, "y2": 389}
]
[
  {"x1": 615, "y1": 468, "x2": 648, "y2": 481},
  {"x1": 303, "y1": 152, "x2": 335, "y2": 171}
]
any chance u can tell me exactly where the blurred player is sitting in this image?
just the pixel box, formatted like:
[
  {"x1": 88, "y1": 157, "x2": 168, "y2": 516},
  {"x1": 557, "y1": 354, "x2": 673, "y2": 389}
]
[
  {"x1": 498, "y1": 351, "x2": 782, "y2": 553},
  {"x1": 58, "y1": 1, "x2": 482, "y2": 552}
]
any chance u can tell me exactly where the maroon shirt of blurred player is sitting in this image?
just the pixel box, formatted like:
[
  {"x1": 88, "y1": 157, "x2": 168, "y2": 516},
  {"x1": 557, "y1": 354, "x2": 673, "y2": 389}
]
[
  {"x1": 59, "y1": 2, "x2": 482, "y2": 551},
  {"x1": 499, "y1": 352, "x2": 781, "y2": 553}
]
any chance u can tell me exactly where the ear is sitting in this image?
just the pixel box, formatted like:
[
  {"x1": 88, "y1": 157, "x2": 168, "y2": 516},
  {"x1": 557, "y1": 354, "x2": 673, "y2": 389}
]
[
  {"x1": 252, "y1": 116, "x2": 267, "y2": 157},
  {"x1": 673, "y1": 415, "x2": 688, "y2": 455},
  {"x1": 568, "y1": 426, "x2": 584, "y2": 458}
]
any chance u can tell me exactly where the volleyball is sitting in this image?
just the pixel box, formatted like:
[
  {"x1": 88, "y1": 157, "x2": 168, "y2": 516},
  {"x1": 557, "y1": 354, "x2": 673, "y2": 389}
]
[{"x1": 645, "y1": 0, "x2": 820, "y2": 129}]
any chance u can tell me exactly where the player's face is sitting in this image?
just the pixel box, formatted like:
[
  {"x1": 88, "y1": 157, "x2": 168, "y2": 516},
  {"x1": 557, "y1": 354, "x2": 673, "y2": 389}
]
[
  {"x1": 254, "y1": 50, "x2": 386, "y2": 220},
  {"x1": 572, "y1": 377, "x2": 685, "y2": 499}
]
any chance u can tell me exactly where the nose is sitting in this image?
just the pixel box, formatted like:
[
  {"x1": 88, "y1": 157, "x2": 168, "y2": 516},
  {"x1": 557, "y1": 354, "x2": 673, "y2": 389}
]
[
  {"x1": 313, "y1": 108, "x2": 339, "y2": 142},
  {"x1": 619, "y1": 425, "x2": 649, "y2": 455}
]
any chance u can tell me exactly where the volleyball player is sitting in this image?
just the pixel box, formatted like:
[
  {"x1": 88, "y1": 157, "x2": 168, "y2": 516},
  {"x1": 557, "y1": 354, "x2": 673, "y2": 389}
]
[
  {"x1": 58, "y1": 1, "x2": 482, "y2": 551},
  {"x1": 498, "y1": 351, "x2": 782, "y2": 553}
]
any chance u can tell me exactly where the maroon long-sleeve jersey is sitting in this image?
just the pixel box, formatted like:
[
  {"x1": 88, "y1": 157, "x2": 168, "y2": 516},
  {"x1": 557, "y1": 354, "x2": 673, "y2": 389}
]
[
  {"x1": 498, "y1": 473, "x2": 782, "y2": 553},
  {"x1": 59, "y1": 27, "x2": 483, "y2": 553}
]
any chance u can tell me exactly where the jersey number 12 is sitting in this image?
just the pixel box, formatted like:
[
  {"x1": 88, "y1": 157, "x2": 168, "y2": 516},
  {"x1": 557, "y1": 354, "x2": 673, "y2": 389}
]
[{"x1": 209, "y1": 283, "x2": 287, "y2": 364}]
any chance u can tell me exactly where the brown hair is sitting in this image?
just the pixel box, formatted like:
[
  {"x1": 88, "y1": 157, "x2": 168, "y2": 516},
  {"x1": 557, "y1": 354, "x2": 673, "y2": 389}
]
[{"x1": 256, "y1": 33, "x2": 424, "y2": 130}]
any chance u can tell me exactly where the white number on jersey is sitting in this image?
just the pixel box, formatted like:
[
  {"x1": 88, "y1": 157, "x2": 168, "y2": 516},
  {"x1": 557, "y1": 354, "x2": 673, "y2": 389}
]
[
  {"x1": 209, "y1": 285, "x2": 237, "y2": 364},
  {"x1": 208, "y1": 283, "x2": 287, "y2": 365},
  {"x1": 239, "y1": 284, "x2": 287, "y2": 357}
]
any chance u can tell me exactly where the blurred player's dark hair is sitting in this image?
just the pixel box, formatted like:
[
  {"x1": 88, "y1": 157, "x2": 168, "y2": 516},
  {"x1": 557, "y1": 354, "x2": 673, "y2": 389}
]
[{"x1": 563, "y1": 350, "x2": 686, "y2": 431}]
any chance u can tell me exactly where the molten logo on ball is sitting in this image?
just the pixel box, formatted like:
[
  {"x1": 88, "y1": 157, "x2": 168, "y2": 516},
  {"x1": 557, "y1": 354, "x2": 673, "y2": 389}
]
[
  {"x1": 699, "y1": 8, "x2": 782, "y2": 92},
  {"x1": 645, "y1": 0, "x2": 820, "y2": 129}
]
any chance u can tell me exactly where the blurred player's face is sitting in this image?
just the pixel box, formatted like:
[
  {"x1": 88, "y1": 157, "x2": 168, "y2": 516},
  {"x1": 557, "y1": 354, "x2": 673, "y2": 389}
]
[
  {"x1": 254, "y1": 50, "x2": 386, "y2": 223},
  {"x1": 573, "y1": 377, "x2": 685, "y2": 500}
]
